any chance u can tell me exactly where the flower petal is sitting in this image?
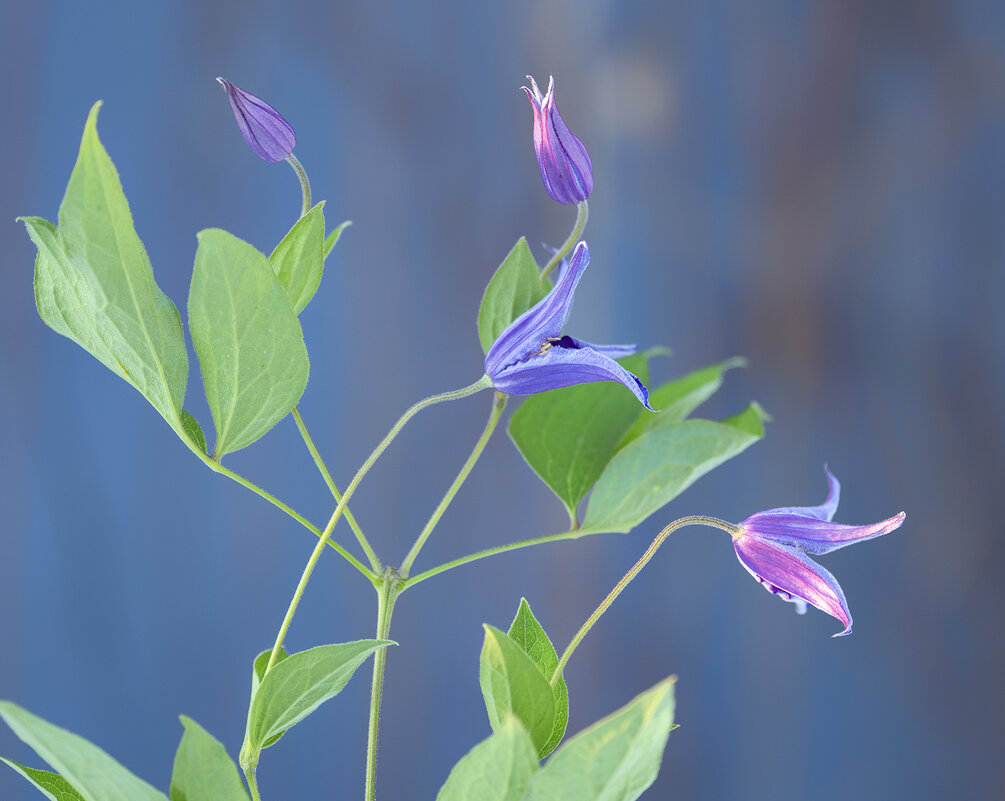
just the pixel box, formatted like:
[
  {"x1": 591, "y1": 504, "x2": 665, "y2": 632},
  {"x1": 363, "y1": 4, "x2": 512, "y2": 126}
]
[
  {"x1": 560, "y1": 336, "x2": 638, "y2": 360},
  {"x1": 740, "y1": 510, "x2": 906, "y2": 556},
  {"x1": 491, "y1": 342, "x2": 651, "y2": 408},
  {"x1": 733, "y1": 535, "x2": 853, "y2": 636},
  {"x1": 484, "y1": 241, "x2": 589, "y2": 376},
  {"x1": 758, "y1": 466, "x2": 841, "y2": 522}
]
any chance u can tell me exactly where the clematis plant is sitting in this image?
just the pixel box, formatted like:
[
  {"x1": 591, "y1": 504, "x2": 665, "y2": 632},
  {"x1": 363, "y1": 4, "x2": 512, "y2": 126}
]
[{"x1": 2, "y1": 75, "x2": 905, "y2": 801}]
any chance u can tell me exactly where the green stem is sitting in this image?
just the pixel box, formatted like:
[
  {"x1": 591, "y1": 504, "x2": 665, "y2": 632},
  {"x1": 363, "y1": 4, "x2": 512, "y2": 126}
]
[
  {"x1": 189, "y1": 443, "x2": 375, "y2": 582},
  {"x1": 286, "y1": 154, "x2": 312, "y2": 217},
  {"x1": 245, "y1": 766, "x2": 263, "y2": 801},
  {"x1": 264, "y1": 376, "x2": 492, "y2": 672},
  {"x1": 539, "y1": 200, "x2": 588, "y2": 283},
  {"x1": 365, "y1": 571, "x2": 400, "y2": 801},
  {"x1": 550, "y1": 515, "x2": 736, "y2": 686},
  {"x1": 403, "y1": 527, "x2": 595, "y2": 590},
  {"x1": 399, "y1": 391, "x2": 507, "y2": 577},
  {"x1": 291, "y1": 407, "x2": 379, "y2": 572}
]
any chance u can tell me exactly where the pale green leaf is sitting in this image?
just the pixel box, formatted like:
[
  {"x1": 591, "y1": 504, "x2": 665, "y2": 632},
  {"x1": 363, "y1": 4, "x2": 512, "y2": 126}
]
[
  {"x1": 0, "y1": 758, "x2": 85, "y2": 801},
  {"x1": 619, "y1": 358, "x2": 746, "y2": 448},
  {"x1": 523, "y1": 678, "x2": 676, "y2": 801},
  {"x1": 188, "y1": 228, "x2": 310, "y2": 457},
  {"x1": 480, "y1": 626, "x2": 556, "y2": 758},
  {"x1": 269, "y1": 202, "x2": 325, "y2": 314},
  {"x1": 244, "y1": 641, "x2": 392, "y2": 757},
  {"x1": 507, "y1": 599, "x2": 568, "y2": 759},
  {"x1": 323, "y1": 220, "x2": 352, "y2": 262},
  {"x1": 169, "y1": 717, "x2": 249, "y2": 801},
  {"x1": 477, "y1": 238, "x2": 549, "y2": 353},
  {"x1": 583, "y1": 404, "x2": 767, "y2": 533},
  {"x1": 0, "y1": 701, "x2": 168, "y2": 801},
  {"x1": 435, "y1": 716, "x2": 538, "y2": 801},
  {"x1": 508, "y1": 354, "x2": 650, "y2": 525},
  {"x1": 21, "y1": 103, "x2": 188, "y2": 436}
]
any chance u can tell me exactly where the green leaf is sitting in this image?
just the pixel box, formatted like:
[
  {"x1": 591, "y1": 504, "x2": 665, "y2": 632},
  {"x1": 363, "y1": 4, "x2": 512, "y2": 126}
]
[
  {"x1": 619, "y1": 357, "x2": 746, "y2": 448},
  {"x1": 0, "y1": 758, "x2": 85, "y2": 801},
  {"x1": 188, "y1": 228, "x2": 310, "y2": 458},
  {"x1": 508, "y1": 354, "x2": 650, "y2": 525},
  {"x1": 269, "y1": 202, "x2": 325, "y2": 315},
  {"x1": 507, "y1": 600, "x2": 568, "y2": 758},
  {"x1": 0, "y1": 701, "x2": 168, "y2": 801},
  {"x1": 479, "y1": 626, "x2": 556, "y2": 758},
  {"x1": 583, "y1": 404, "x2": 767, "y2": 533},
  {"x1": 21, "y1": 102, "x2": 188, "y2": 436},
  {"x1": 523, "y1": 678, "x2": 676, "y2": 801},
  {"x1": 180, "y1": 411, "x2": 207, "y2": 454},
  {"x1": 243, "y1": 641, "x2": 392, "y2": 759},
  {"x1": 169, "y1": 717, "x2": 249, "y2": 801},
  {"x1": 323, "y1": 220, "x2": 352, "y2": 262},
  {"x1": 477, "y1": 237, "x2": 549, "y2": 353},
  {"x1": 435, "y1": 716, "x2": 539, "y2": 801},
  {"x1": 246, "y1": 648, "x2": 289, "y2": 750}
]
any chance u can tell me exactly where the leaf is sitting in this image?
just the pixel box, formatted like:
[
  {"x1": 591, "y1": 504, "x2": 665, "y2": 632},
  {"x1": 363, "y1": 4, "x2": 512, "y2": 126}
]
[
  {"x1": 508, "y1": 354, "x2": 650, "y2": 525},
  {"x1": 269, "y1": 202, "x2": 325, "y2": 315},
  {"x1": 243, "y1": 641, "x2": 392, "y2": 759},
  {"x1": 522, "y1": 678, "x2": 676, "y2": 801},
  {"x1": 323, "y1": 220, "x2": 352, "y2": 262},
  {"x1": 479, "y1": 626, "x2": 556, "y2": 758},
  {"x1": 583, "y1": 404, "x2": 767, "y2": 533},
  {"x1": 21, "y1": 102, "x2": 188, "y2": 436},
  {"x1": 507, "y1": 600, "x2": 568, "y2": 759},
  {"x1": 435, "y1": 716, "x2": 539, "y2": 801},
  {"x1": 188, "y1": 228, "x2": 310, "y2": 458},
  {"x1": 180, "y1": 411, "x2": 207, "y2": 454},
  {"x1": 169, "y1": 717, "x2": 249, "y2": 801},
  {"x1": 619, "y1": 358, "x2": 746, "y2": 448},
  {"x1": 477, "y1": 237, "x2": 549, "y2": 353},
  {"x1": 247, "y1": 647, "x2": 289, "y2": 750},
  {"x1": 0, "y1": 701, "x2": 168, "y2": 801},
  {"x1": 0, "y1": 758, "x2": 85, "y2": 801}
]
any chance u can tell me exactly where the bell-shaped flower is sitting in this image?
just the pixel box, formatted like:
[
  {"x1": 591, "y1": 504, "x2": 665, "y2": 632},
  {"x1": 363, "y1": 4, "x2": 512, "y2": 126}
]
[
  {"x1": 731, "y1": 467, "x2": 906, "y2": 637},
  {"x1": 523, "y1": 75, "x2": 593, "y2": 205},
  {"x1": 485, "y1": 242, "x2": 650, "y2": 407},
  {"x1": 217, "y1": 78, "x2": 296, "y2": 162}
]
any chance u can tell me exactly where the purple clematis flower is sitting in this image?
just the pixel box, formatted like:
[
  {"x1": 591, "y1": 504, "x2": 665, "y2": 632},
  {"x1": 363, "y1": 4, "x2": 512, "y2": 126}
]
[
  {"x1": 732, "y1": 467, "x2": 906, "y2": 637},
  {"x1": 523, "y1": 75, "x2": 593, "y2": 205},
  {"x1": 217, "y1": 78, "x2": 296, "y2": 162},
  {"x1": 485, "y1": 241, "x2": 651, "y2": 408}
]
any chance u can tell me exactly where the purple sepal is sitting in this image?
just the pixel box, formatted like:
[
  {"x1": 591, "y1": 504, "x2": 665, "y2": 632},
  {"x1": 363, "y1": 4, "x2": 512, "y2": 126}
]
[
  {"x1": 732, "y1": 467, "x2": 906, "y2": 637},
  {"x1": 523, "y1": 76, "x2": 593, "y2": 205},
  {"x1": 484, "y1": 241, "x2": 651, "y2": 408},
  {"x1": 217, "y1": 78, "x2": 296, "y2": 163}
]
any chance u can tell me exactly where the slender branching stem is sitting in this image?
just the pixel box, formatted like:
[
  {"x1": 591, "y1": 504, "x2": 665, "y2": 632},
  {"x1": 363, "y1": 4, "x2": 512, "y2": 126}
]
[
  {"x1": 399, "y1": 392, "x2": 507, "y2": 577},
  {"x1": 365, "y1": 572, "x2": 401, "y2": 801},
  {"x1": 291, "y1": 407, "x2": 378, "y2": 572},
  {"x1": 550, "y1": 515, "x2": 737, "y2": 685},
  {"x1": 539, "y1": 200, "x2": 588, "y2": 282}
]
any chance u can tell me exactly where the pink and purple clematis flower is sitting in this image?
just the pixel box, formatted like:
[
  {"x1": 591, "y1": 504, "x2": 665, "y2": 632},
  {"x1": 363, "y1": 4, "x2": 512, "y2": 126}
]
[
  {"x1": 732, "y1": 467, "x2": 905, "y2": 637},
  {"x1": 484, "y1": 241, "x2": 651, "y2": 407},
  {"x1": 217, "y1": 78, "x2": 296, "y2": 163},
  {"x1": 523, "y1": 75, "x2": 593, "y2": 205}
]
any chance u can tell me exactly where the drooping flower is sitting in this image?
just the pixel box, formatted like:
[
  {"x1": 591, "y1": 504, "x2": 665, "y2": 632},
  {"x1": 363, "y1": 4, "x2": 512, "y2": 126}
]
[
  {"x1": 731, "y1": 467, "x2": 906, "y2": 637},
  {"x1": 217, "y1": 78, "x2": 296, "y2": 162},
  {"x1": 523, "y1": 75, "x2": 593, "y2": 205},
  {"x1": 485, "y1": 242, "x2": 650, "y2": 407}
]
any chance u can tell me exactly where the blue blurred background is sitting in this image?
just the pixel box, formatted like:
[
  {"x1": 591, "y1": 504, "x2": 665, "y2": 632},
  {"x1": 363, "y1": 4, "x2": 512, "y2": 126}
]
[{"x1": 2, "y1": 1, "x2": 1003, "y2": 799}]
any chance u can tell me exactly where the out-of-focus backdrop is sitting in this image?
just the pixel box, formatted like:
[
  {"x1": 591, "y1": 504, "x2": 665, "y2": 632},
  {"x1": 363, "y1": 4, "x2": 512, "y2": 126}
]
[{"x1": 2, "y1": 1, "x2": 1002, "y2": 799}]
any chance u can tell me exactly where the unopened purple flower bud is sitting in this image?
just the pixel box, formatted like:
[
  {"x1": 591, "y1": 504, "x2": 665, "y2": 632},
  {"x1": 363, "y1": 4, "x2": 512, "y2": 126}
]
[
  {"x1": 217, "y1": 78, "x2": 296, "y2": 163},
  {"x1": 523, "y1": 76, "x2": 593, "y2": 205}
]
